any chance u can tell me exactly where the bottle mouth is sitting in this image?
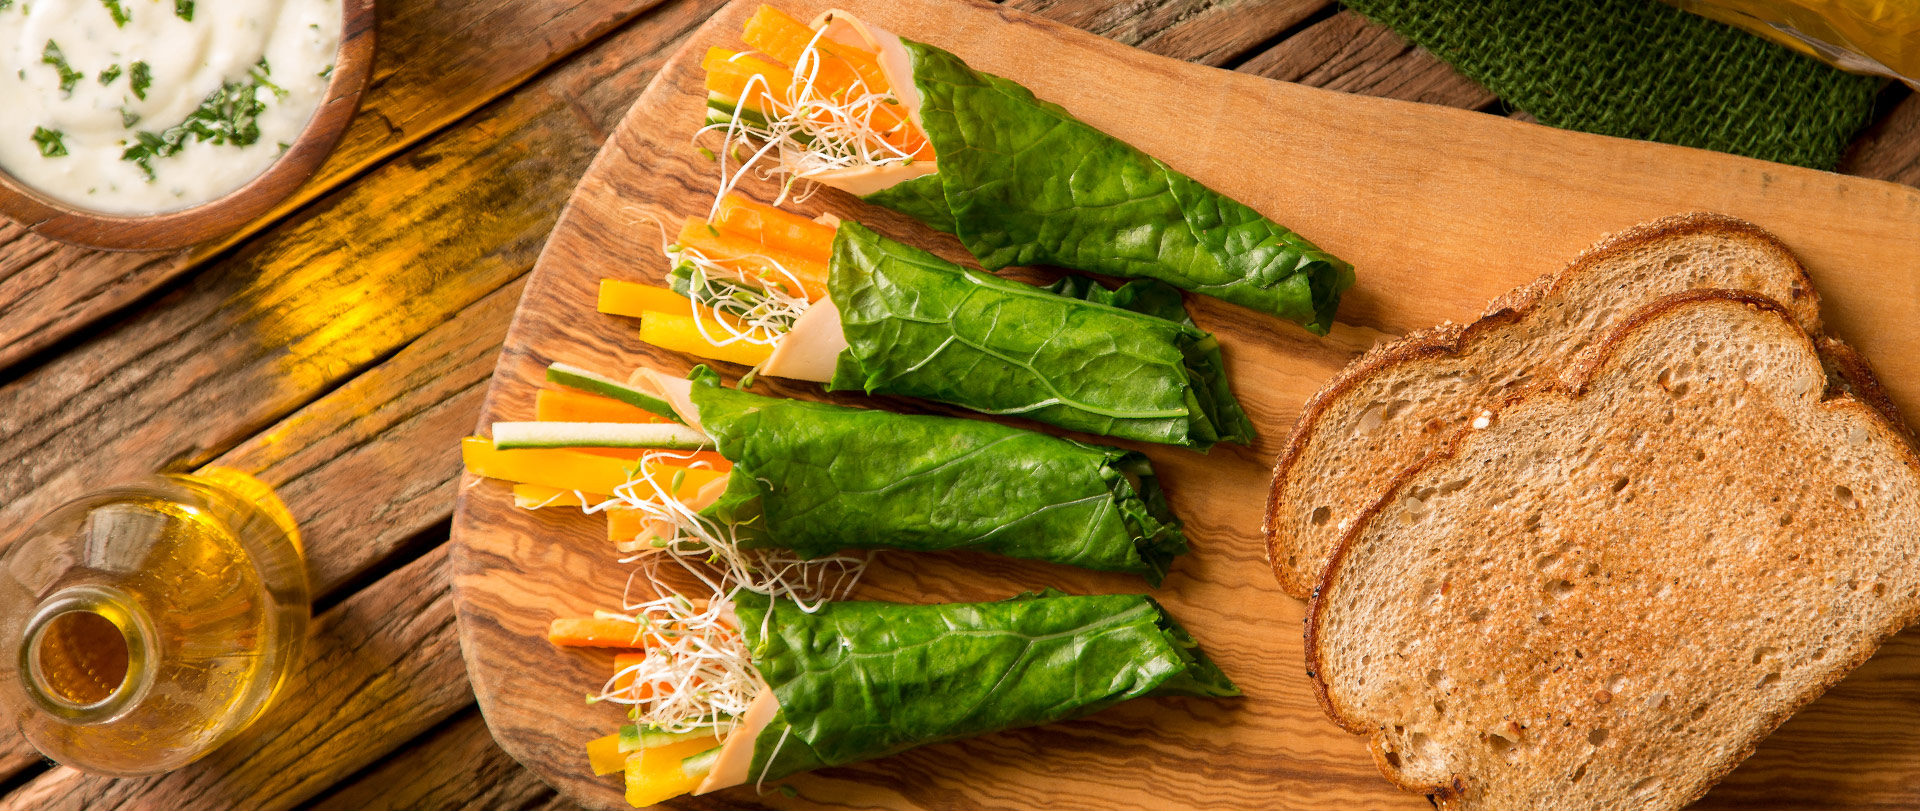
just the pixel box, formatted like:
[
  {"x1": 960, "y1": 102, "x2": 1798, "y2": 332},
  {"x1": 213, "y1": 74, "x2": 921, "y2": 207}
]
[{"x1": 20, "y1": 587, "x2": 150, "y2": 721}]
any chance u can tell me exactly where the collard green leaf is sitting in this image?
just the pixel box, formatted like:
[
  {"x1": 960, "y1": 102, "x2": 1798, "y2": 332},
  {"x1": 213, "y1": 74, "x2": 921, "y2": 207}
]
[
  {"x1": 868, "y1": 39, "x2": 1354, "y2": 334},
  {"x1": 691, "y1": 377, "x2": 1185, "y2": 582},
  {"x1": 1041, "y1": 275, "x2": 1191, "y2": 325},
  {"x1": 736, "y1": 590, "x2": 1239, "y2": 782},
  {"x1": 825, "y1": 221, "x2": 1254, "y2": 449}
]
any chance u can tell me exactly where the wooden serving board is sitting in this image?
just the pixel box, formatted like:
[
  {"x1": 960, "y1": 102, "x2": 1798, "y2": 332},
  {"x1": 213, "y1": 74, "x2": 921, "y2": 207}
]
[{"x1": 449, "y1": 1, "x2": 1920, "y2": 808}]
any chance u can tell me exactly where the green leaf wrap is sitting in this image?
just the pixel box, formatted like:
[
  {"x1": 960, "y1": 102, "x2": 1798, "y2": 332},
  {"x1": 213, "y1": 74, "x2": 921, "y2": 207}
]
[
  {"x1": 690, "y1": 378, "x2": 1186, "y2": 582},
  {"x1": 862, "y1": 39, "x2": 1355, "y2": 333},
  {"x1": 825, "y1": 221, "x2": 1255, "y2": 450},
  {"x1": 736, "y1": 589, "x2": 1239, "y2": 782}
]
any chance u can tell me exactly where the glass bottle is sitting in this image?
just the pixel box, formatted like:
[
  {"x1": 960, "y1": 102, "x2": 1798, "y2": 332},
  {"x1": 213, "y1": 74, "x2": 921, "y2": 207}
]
[{"x1": 0, "y1": 468, "x2": 308, "y2": 776}]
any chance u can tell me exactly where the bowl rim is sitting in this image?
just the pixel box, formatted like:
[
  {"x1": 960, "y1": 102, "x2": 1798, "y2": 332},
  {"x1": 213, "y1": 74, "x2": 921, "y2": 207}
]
[{"x1": 0, "y1": 0, "x2": 378, "y2": 252}]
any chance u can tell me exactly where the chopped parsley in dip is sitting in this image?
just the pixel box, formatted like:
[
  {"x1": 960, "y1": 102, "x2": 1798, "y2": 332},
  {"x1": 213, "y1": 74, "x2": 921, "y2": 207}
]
[{"x1": 0, "y1": 0, "x2": 341, "y2": 213}]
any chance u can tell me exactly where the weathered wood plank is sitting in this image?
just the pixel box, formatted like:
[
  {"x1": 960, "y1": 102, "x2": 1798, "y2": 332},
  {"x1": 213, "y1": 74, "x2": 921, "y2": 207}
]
[
  {"x1": 187, "y1": 6, "x2": 1377, "y2": 806},
  {"x1": 0, "y1": 226, "x2": 521, "y2": 800},
  {"x1": 0, "y1": 280, "x2": 519, "y2": 793},
  {"x1": 0, "y1": 31, "x2": 601, "y2": 544},
  {"x1": 305, "y1": 711, "x2": 558, "y2": 811},
  {"x1": 0, "y1": 0, "x2": 669, "y2": 373},
  {"x1": 0, "y1": 545, "x2": 469, "y2": 811},
  {"x1": 0, "y1": 142, "x2": 524, "y2": 811},
  {"x1": 0, "y1": 0, "x2": 726, "y2": 791},
  {"x1": 1233, "y1": 9, "x2": 1494, "y2": 108},
  {"x1": 213, "y1": 279, "x2": 521, "y2": 601},
  {"x1": 1840, "y1": 93, "x2": 1920, "y2": 187},
  {"x1": 1011, "y1": 0, "x2": 1332, "y2": 66},
  {"x1": 454, "y1": 1, "x2": 1920, "y2": 809}
]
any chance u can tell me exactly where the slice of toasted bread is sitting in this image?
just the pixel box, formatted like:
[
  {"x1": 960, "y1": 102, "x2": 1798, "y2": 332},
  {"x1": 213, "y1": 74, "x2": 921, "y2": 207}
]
[
  {"x1": 1306, "y1": 291, "x2": 1920, "y2": 810},
  {"x1": 1266, "y1": 213, "x2": 1828, "y2": 599}
]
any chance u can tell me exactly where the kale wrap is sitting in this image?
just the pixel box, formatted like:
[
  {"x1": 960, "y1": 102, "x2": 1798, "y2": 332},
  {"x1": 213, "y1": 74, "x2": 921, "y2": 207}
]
[
  {"x1": 701, "y1": 6, "x2": 1355, "y2": 333},
  {"x1": 730, "y1": 589, "x2": 1239, "y2": 784},
  {"x1": 822, "y1": 221, "x2": 1255, "y2": 450},
  {"x1": 687, "y1": 370, "x2": 1186, "y2": 583}
]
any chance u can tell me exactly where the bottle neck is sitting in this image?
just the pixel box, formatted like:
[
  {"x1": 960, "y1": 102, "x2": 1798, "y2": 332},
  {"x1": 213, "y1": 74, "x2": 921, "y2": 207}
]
[{"x1": 19, "y1": 584, "x2": 154, "y2": 725}]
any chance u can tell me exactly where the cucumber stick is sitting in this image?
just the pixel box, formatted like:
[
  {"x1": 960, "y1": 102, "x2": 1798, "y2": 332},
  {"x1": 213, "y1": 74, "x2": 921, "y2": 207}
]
[
  {"x1": 546, "y1": 363, "x2": 682, "y2": 422},
  {"x1": 492, "y1": 421, "x2": 713, "y2": 451},
  {"x1": 618, "y1": 724, "x2": 732, "y2": 754},
  {"x1": 681, "y1": 746, "x2": 722, "y2": 778}
]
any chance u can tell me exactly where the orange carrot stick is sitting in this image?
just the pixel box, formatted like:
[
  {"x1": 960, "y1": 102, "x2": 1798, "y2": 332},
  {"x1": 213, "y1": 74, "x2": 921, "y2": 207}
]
[
  {"x1": 732, "y1": 8, "x2": 931, "y2": 159},
  {"x1": 702, "y1": 47, "x2": 795, "y2": 110},
  {"x1": 742, "y1": 6, "x2": 870, "y2": 93},
  {"x1": 612, "y1": 652, "x2": 648, "y2": 694},
  {"x1": 548, "y1": 617, "x2": 666, "y2": 648},
  {"x1": 567, "y1": 446, "x2": 733, "y2": 469},
  {"x1": 713, "y1": 194, "x2": 836, "y2": 261},
  {"x1": 511, "y1": 484, "x2": 609, "y2": 508},
  {"x1": 536, "y1": 387, "x2": 666, "y2": 424},
  {"x1": 676, "y1": 217, "x2": 830, "y2": 301}
]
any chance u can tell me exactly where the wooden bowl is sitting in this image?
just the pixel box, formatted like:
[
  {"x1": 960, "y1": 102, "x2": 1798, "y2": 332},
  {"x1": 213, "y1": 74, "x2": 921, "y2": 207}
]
[{"x1": 0, "y1": 0, "x2": 377, "y2": 252}]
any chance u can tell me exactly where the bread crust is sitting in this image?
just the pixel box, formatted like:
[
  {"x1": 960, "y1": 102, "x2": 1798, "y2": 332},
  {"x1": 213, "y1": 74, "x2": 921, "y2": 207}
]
[
  {"x1": 1304, "y1": 290, "x2": 1920, "y2": 810},
  {"x1": 1267, "y1": 213, "x2": 1826, "y2": 599}
]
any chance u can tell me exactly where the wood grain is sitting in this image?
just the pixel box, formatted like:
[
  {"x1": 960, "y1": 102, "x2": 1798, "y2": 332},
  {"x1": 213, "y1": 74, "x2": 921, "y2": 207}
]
[
  {"x1": 0, "y1": 0, "x2": 670, "y2": 373},
  {"x1": 1235, "y1": 9, "x2": 1493, "y2": 108},
  {"x1": 0, "y1": 0, "x2": 724, "y2": 790},
  {"x1": 449, "y1": 0, "x2": 1920, "y2": 808},
  {"x1": 306, "y1": 710, "x2": 559, "y2": 811},
  {"x1": 0, "y1": 260, "x2": 526, "y2": 806},
  {"x1": 0, "y1": 0, "x2": 376, "y2": 252},
  {"x1": 1011, "y1": 0, "x2": 1333, "y2": 65},
  {"x1": 0, "y1": 545, "x2": 470, "y2": 811},
  {"x1": 1841, "y1": 93, "x2": 1920, "y2": 188},
  {"x1": 0, "y1": 25, "x2": 615, "y2": 547}
]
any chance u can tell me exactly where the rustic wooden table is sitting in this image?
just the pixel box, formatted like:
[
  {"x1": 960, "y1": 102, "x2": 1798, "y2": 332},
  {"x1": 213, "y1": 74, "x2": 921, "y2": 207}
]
[{"x1": 0, "y1": 1, "x2": 1913, "y2": 808}]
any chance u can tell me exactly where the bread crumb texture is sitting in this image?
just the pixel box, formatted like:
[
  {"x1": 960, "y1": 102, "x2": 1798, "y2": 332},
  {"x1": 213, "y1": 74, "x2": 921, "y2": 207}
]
[
  {"x1": 1269, "y1": 213, "x2": 1819, "y2": 599},
  {"x1": 1309, "y1": 295, "x2": 1920, "y2": 811}
]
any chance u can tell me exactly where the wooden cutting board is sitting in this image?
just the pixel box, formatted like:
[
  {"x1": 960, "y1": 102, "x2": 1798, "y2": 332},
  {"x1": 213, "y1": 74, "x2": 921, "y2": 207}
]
[{"x1": 448, "y1": 1, "x2": 1920, "y2": 808}]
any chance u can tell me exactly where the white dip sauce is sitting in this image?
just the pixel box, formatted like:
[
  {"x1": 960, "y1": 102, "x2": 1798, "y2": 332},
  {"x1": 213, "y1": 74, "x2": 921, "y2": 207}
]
[{"x1": 0, "y1": 0, "x2": 340, "y2": 214}]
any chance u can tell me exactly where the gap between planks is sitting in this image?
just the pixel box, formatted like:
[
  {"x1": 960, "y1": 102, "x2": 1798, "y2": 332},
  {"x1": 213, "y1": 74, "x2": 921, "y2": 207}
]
[
  {"x1": 0, "y1": 0, "x2": 1917, "y2": 806},
  {"x1": 0, "y1": 0, "x2": 730, "y2": 797},
  {"x1": 0, "y1": 0, "x2": 675, "y2": 379}
]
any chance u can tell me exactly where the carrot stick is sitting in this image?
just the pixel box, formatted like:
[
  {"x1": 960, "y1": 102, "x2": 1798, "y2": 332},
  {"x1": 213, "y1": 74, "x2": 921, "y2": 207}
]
[
  {"x1": 537, "y1": 387, "x2": 667, "y2": 424},
  {"x1": 702, "y1": 47, "x2": 795, "y2": 110},
  {"x1": 742, "y1": 5, "x2": 873, "y2": 95},
  {"x1": 736, "y1": 6, "x2": 930, "y2": 158},
  {"x1": 548, "y1": 617, "x2": 666, "y2": 648},
  {"x1": 676, "y1": 217, "x2": 830, "y2": 301},
  {"x1": 608, "y1": 508, "x2": 654, "y2": 541},
  {"x1": 612, "y1": 652, "x2": 648, "y2": 693},
  {"x1": 570, "y1": 447, "x2": 733, "y2": 470},
  {"x1": 511, "y1": 483, "x2": 609, "y2": 509},
  {"x1": 712, "y1": 195, "x2": 836, "y2": 262}
]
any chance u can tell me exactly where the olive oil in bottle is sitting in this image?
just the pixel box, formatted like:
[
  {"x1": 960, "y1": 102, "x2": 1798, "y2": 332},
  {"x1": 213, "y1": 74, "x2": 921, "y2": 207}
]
[{"x1": 0, "y1": 469, "x2": 309, "y2": 775}]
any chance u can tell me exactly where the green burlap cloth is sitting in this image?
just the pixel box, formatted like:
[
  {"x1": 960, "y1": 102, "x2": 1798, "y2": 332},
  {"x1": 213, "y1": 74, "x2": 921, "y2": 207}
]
[{"x1": 1341, "y1": 0, "x2": 1880, "y2": 169}]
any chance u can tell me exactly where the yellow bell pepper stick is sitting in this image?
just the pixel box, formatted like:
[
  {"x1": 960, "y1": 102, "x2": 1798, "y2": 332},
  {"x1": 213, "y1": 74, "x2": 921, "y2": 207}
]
[
  {"x1": 598, "y1": 280, "x2": 696, "y2": 320},
  {"x1": 625, "y1": 743, "x2": 717, "y2": 808},
  {"x1": 638, "y1": 311, "x2": 774, "y2": 368},
  {"x1": 587, "y1": 733, "x2": 625, "y2": 776},
  {"x1": 462, "y1": 438, "x2": 724, "y2": 497}
]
